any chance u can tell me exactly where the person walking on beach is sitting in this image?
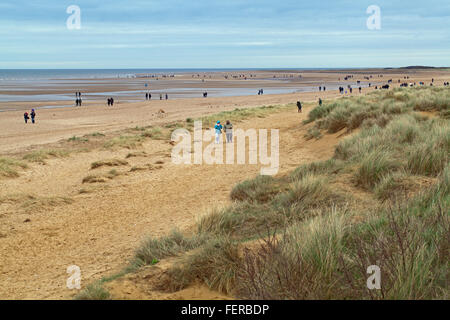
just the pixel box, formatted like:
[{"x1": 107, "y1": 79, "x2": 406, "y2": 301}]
[
  {"x1": 24, "y1": 112, "x2": 29, "y2": 124},
  {"x1": 110, "y1": 97, "x2": 114, "y2": 106},
  {"x1": 146, "y1": 93, "x2": 148, "y2": 100},
  {"x1": 149, "y1": 93, "x2": 152, "y2": 100},
  {"x1": 224, "y1": 120, "x2": 233, "y2": 143},
  {"x1": 214, "y1": 121, "x2": 223, "y2": 144},
  {"x1": 30, "y1": 109, "x2": 36, "y2": 124},
  {"x1": 165, "y1": 93, "x2": 168, "y2": 100},
  {"x1": 297, "y1": 101, "x2": 302, "y2": 113}
]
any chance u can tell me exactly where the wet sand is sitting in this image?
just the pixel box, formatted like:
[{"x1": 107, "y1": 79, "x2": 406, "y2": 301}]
[{"x1": 2, "y1": 68, "x2": 449, "y2": 109}]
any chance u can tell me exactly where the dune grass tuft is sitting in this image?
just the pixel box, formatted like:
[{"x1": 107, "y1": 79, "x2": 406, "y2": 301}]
[
  {"x1": 91, "y1": 159, "x2": 128, "y2": 170},
  {"x1": 159, "y1": 237, "x2": 241, "y2": 294},
  {"x1": 132, "y1": 230, "x2": 210, "y2": 268},
  {"x1": 75, "y1": 283, "x2": 111, "y2": 300},
  {"x1": 230, "y1": 175, "x2": 281, "y2": 203},
  {"x1": 103, "y1": 135, "x2": 144, "y2": 149},
  {"x1": 22, "y1": 149, "x2": 69, "y2": 164},
  {"x1": 0, "y1": 157, "x2": 28, "y2": 178}
]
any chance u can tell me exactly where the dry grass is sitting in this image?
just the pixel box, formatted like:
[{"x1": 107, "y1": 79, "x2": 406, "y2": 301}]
[
  {"x1": 91, "y1": 159, "x2": 128, "y2": 170},
  {"x1": 230, "y1": 175, "x2": 281, "y2": 203},
  {"x1": 22, "y1": 149, "x2": 69, "y2": 164},
  {"x1": 68, "y1": 136, "x2": 89, "y2": 143},
  {"x1": 200, "y1": 104, "x2": 293, "y2": 126},
  {"x1": 157, "y1": 237, "x2": 241, "y2": 294},
  {"x1": 75, "y1": 283, "x2": 111, "y2": 300},
  {"x1": 140, "y1": 127, "x2": 166, "y2": 140},
  {"x1": 125, "y1": 151, "x2": 148, "y2": 159},
  {"x1": 0, "y1": 157, "x2": 28, "y2": 178},
  {"x1": 82, "y1": 175, "x2": 108, "y2": 184},
  {"x1": 0, "y1": 194, "x2": 73, "y2": 213},
  {"x1": 103, "y1": 135, "x2": 144, "y2": 149},
  {"x1": 132, "y1": 230, "x2": 210, "y2": 268}
]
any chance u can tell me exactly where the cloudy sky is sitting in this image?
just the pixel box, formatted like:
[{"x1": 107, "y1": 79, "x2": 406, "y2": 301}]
[{"x1": 1, "y1": 0, "x2": 449, "y2": 68}]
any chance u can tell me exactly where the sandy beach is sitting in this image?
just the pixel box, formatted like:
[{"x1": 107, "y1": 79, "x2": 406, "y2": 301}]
[{"x1": 0, "y1": 68, "x2": 449, "y2": 300}]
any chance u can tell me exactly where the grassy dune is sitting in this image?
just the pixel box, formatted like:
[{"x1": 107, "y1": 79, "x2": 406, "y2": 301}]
[
  {"x1": 79, "y1": 87, "x2": 449, "y2": 299},
  {"x1": 0, "y1": 157, "x2": 28, "y2": 178},
  {"x1": 199, "y1": 104, "x2": 293, "y2": 126}
]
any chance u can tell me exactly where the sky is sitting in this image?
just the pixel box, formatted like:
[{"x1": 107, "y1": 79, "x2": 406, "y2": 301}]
[{"x1": 0, "y1": 0, "x2": 449, "y2": 69}]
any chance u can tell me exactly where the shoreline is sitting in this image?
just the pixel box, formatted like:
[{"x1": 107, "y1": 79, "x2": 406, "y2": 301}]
[{"x1": 1, "y1": 68, "x2": 449, "y2": 108}]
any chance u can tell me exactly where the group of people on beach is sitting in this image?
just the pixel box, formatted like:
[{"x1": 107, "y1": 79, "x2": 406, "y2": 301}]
[
  {"x1": 145, "y1": 92, "x2": 170, "y2": 100},
  {"x1": 75, "y1": 92, "x2": 82, "y2": 106},
  {"x1": 214, "y1": 120, "x2": 234, "y2": 144},
  {"x1": 257, "y1": 89, "x2": 264, "y2": 95},
  {"x1": 23, "y1": 109, "x2": 36, "y2": 124},
  {"x1": 107, "y1": 97, "x2": 115, "y2": 106},
  {"x1": 297, "y1": 97, "x2": 324, "y2": 113}
]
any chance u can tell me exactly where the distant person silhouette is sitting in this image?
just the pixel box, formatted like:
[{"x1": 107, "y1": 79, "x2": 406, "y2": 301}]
[
  {"x1": 30, "y1": 109, "x2": 36, "y2": 124},
  {"x1": 224, "y1": 120, "x2": 233, "y2": 143}
]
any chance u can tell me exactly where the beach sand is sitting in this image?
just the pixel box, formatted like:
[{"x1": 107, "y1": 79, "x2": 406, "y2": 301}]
[{"x1": 0, "y1": 68, "x2": 449, "y2": 299}]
